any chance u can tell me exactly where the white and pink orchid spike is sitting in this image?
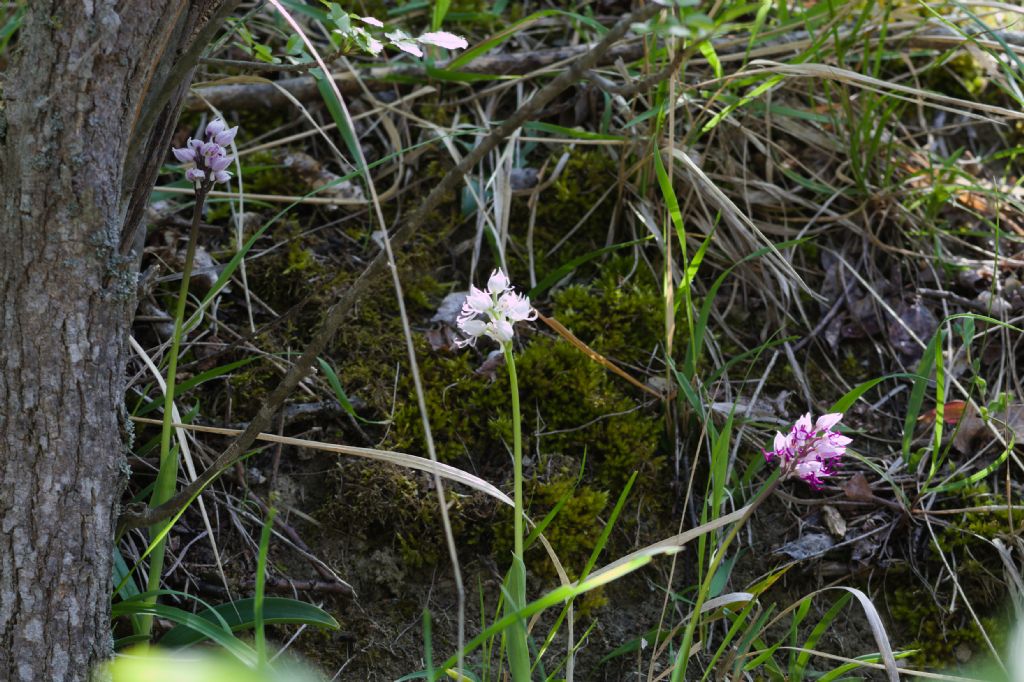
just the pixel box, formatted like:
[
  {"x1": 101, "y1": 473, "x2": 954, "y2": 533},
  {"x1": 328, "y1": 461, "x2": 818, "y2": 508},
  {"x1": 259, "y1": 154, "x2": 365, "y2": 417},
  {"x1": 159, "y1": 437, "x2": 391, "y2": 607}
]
[
  {"x1": 764, "y1": 413, "x2": 851, "y2": 489},
  {"x1": 456, "y1": 268, "x2": 536, "y2": 348},
  {"x1": 171, "y1": 118, "x2": 237, "y2": 186}
]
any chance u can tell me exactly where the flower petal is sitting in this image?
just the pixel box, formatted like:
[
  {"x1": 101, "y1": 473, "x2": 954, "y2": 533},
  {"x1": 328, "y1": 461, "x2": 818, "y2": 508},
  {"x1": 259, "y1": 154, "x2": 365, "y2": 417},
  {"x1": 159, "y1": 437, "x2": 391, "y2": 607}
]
[
  {"x1": 487, "y1": 269, "x2": 510, "y2": 293},
  {"x1": 359, "y1": 16, "x2": 384, "y2": 27},
  {"x1": 773, "y1": 432, "x2": 788, "y2": 453},
  {"x1": 201, "y1": 141, "x2": 223, "y2": 158},
  {"x1": 386, "y1": 31, "x2": 423, "y2": 57},
  {"x1": 815, "y1": 412, "x2": 843, "y2": 432},
  {"x1": 205, "y1": 118, "x2": 227, "y2": 139},
  {"x1": 458, "y1": 317, "x2": 487, "y2": 338},
  {"x1": 417, "y1": 31, "x2": 468, "y2": 50},
  {"x1": 489, "y1": 319, "x2": 514, "y2": 343},
  {"x1": 207, "y1": 153, "x2": 233, "y2": 172},
  {"x1": 497, "y1": 291, "x2": 533, "y2": 322},
  {"x1": 463, "y1": 286, "x2": 492, "y2": 314}
]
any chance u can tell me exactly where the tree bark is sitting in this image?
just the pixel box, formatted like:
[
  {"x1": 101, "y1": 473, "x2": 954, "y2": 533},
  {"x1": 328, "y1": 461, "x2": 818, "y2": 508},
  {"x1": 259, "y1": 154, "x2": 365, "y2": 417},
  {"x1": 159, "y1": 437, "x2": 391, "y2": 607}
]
[{"x1": 0, "y1": 2, "x2": 234, "y2": 679}]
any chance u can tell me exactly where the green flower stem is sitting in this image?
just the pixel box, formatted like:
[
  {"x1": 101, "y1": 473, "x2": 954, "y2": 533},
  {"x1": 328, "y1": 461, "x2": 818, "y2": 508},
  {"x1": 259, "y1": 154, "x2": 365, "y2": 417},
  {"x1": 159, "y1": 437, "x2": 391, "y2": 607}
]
[
  {"x1": 140, "y1": 186, "x2": 209, "y2": 640},
  {"x1": 503, "y1": 343, "x2": 523, "y2": 561},
  {"x1": 502, "y1": 342, "x2": 531, "y2": 680},
  {"x1": 670, "y1": 473, "x2": 781, "y2": 682}
]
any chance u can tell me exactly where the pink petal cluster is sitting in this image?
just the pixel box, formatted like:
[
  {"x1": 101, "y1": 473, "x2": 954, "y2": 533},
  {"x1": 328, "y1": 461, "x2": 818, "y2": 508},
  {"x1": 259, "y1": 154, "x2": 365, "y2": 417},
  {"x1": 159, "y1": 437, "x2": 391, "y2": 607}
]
[
  {"x1": 346, "y1": 15, "x2": 468, "y2": 57},
  {"x1": 456, "y1": 269, "x2": 536, "y2": 348},
  {"x1": 764, "y1": 413, "x2": 851, "y2": 489},
  {"x1": 171, "y1": 118, "x2": 238, "y2": 186}
]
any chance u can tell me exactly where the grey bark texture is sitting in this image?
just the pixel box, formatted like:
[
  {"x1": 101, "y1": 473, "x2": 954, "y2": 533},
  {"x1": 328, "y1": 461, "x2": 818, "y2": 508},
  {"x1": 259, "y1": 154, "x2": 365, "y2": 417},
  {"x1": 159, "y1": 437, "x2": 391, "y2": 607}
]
[{"x1": 0, "y1": 2, "x2": 235, "y2": 680}]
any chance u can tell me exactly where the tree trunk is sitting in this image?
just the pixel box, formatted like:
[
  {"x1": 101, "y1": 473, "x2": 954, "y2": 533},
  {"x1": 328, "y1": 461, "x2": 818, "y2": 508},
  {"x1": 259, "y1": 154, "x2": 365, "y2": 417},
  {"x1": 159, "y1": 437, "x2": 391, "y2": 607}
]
[{"x1": 0, "y1": 2, "x2": 234, "y2": 679}]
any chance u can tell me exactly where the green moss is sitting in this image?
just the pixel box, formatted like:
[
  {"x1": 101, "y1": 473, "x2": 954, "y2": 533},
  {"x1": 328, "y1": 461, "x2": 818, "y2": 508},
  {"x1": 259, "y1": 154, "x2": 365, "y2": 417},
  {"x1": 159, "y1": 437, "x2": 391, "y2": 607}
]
[
  {"x1": 315, "y1": 460, "x2": 472, "y2": 570},
  {"x1": 933, "y1": 485, "x2": 1024, "y2": 552},
  {"x1": 888, "y1": 575, "x2": 1007, "y2": 669},
  {"x1": 240, "y1": 150, "x2": 311, "y2": 198},
  {"x1": 391, "y1": 334, "x2": 664, "y2": 488},
  {"x1": 226, "y1": 362, "x2": 281, "y2": 419},
  {"x1": 512, "y1": 148, "x2": 620, "y2": 278},
  {"x1": 886, "y1": 485, "x2": 1016, "y2": 669},
  {"x1": 532, "y1": 477, "x2": 609, "y2": 578},
  {"x1": 388, "y1": 278, "x2": 668, "y2": 573},
  {"x1": 551, "y1": 270, "x2": 663, "y2": 366}
]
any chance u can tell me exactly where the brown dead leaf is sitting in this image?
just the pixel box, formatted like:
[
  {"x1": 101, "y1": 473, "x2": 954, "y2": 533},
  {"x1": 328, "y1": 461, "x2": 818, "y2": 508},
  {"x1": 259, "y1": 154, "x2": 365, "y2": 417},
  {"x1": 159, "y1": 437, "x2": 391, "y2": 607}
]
[
  {"x1": 425, "y1": 326, "x2": 460, "y2": 352},
  {"x1": 918, "y1": 400, "x2": 969, "y2": 425},
  {"x1": 282, "y1": 151, "x2": 365, "y2": 207},
  {"x1": 774, "y1": 533, "x2": 835, "y2": 561},
  {"x1": 952, "y1": 403, "x2": 1024, "y2": 453},
  {"x1": 843, "y1": 472, "x2": 874, "y2": 502},
  {"x1": 474, "y1": 350, "x2": 505, "y2": 381}
]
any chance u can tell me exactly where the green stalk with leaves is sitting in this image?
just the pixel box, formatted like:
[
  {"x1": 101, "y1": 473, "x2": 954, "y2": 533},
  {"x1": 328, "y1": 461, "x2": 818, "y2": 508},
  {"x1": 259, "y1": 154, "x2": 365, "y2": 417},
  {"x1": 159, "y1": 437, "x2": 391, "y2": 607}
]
[
  {"x1": 454, "y1": 268, "x2": 537, "y2": 678},
  {"x1": 140, "y1": 119, "x2": 239, "y2": 639}
]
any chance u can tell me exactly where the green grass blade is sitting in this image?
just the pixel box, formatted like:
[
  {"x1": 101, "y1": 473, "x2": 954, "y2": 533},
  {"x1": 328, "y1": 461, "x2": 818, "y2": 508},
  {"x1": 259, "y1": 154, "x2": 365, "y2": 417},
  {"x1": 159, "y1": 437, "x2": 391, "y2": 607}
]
[
  {"x1": 432, "y1": 0, "x2": 452, "y2": 30},
  {"x1": 254, "y1": 506, "x2": 276, "y2": 668},
  {"x1": 317, "y1": 357, "x2": 388, "y2": 424},
  {"x1": 793, "y1": 593, "x2": 852, "y2": 681},
  {"x1": 902, "y1": 331, "x2": 941, "y2": 463},
  {"x1": 158, "y1": 597, "x2": 340, "y2": 648},
  {"x1": 528, "y1": 237, "x2": 650, "y2": 299},
  {"x1": 114, "y1": 602, "x2": 257, "y2": 665}
]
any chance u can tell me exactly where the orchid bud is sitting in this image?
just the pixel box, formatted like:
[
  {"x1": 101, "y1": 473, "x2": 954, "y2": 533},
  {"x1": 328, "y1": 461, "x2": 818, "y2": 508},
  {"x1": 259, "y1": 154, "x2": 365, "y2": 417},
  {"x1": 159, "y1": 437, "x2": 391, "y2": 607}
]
[
  {"x1": 171, "y1": 147, "x2": 196, "y2": 163},
  {"x1": 205, "y1": 118, "x2": 227, "y2": 140},
  {"x1": 213, "y1": 126, "x2": 238, "y2": 147},
  {"x1": 487, "y1": 269, "x2": 510, "y2": 293}
]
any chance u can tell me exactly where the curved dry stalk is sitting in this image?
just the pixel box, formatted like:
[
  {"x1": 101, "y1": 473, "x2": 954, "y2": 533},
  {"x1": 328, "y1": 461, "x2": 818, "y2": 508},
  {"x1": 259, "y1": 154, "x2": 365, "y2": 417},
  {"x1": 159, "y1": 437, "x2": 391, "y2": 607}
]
[{"x1": 128, "y1": 416, "x2": 512, "y2": 505}]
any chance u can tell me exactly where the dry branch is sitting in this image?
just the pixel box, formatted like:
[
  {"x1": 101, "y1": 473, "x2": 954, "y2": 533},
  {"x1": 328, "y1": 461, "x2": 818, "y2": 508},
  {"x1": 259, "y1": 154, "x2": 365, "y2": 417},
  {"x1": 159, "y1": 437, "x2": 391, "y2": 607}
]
[{"x1": 184, "y1": 41, "x2": 648, "y2": 111}]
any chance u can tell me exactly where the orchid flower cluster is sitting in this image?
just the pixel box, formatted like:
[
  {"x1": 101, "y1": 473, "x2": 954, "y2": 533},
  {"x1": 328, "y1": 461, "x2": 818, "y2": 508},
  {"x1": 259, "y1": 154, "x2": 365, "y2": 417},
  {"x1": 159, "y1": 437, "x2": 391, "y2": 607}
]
[
  {"x1": 171, "y1": 119, "x2": 238, "y2": 186},
  {"x1": 456, "y1": 269, "x2": 536, "y2": 348},
  {"x1": 764, "y1": 412, "x2": 851, "y2": 488}
]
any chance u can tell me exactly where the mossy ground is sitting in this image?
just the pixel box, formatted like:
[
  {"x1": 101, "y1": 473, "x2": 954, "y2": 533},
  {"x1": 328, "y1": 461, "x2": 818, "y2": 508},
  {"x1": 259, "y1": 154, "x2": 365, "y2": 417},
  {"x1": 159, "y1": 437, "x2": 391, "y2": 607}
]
[
  {"x1": 174, "y1": 140, "x2": 682, "y2": 676},
  {"x1": 164, "y1": 81, "x2": 1022, "y2": 678}
]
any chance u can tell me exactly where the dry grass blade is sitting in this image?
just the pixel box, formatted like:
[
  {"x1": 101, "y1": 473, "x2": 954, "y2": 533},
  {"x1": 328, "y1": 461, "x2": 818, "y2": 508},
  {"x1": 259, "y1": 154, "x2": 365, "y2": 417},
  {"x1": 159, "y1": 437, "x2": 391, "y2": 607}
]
[
  {"x1": 779, "y1": 647, "x2": 987, "y2": 682},
  {"x1": 825, "y1": 586, "x2": 900, "y2": 682},
  {"x1": 700, "y1": 592, "x2": 754, "y2": 614},
  {"x1": 129, "y1": 416, "x2": 513, "y2": 506},
  {"x1": 586, "y1": 504, "x2": 749, "y2": 583},
  {"x1": 668, "y1": 146, "x2": 818, "y2": 303},
  {"x1": 746, "y1": 60, "x2": 1024, "y2": 120}
]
